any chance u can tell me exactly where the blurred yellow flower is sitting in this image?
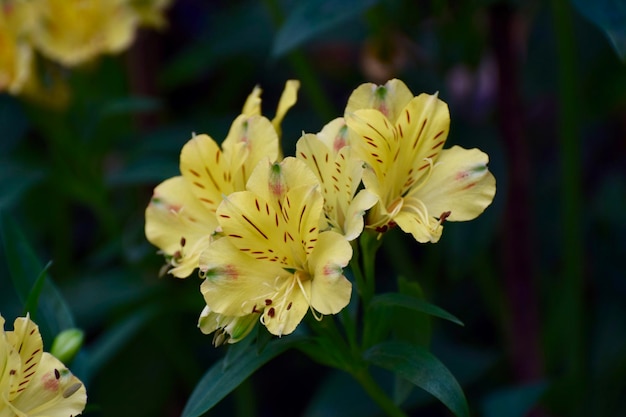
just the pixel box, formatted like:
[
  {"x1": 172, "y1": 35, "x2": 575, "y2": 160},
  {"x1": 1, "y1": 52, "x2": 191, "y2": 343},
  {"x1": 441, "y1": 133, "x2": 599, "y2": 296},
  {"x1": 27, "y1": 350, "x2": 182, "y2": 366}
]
[
  {"x1": 29, "y1": 0, "x2": 139, "y2": 66},
  {"x1": 199, "y1": 158, "x2": 352, "y2": 337},
  {"x1": 128, "y1": 0, "x2": 172, "y2": 28},
  {"x1": 296, "y1": 118, "x2": 377, "y2": 240},
  {"x1": 0, "y1": 314, "x2": 86, "y2": 417},
  {"x1": 346, "y1": 79, "x2": 496, "y2": 242},
  {"x1": 0, "y1": 1, "x2": 35, "y2": 94}
]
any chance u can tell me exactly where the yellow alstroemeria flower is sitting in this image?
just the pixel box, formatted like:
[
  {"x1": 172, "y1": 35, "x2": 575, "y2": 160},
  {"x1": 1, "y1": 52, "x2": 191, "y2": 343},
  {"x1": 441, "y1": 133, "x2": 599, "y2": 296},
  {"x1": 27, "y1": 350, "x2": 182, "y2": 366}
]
[
  {"x1": 0, "y1": 1, "x2": 35, "y2": 94},
  {"x1": 145, "y1": 114, "x2": 279, "y2": 278},
  {"x1": 198, "y1": 306, "x2": 259, "y2": 346},
  {"x1": 0, "y1": 314, "x2": 86, "y2": 417},
  {"x1": 29, "y1": 0, "x2": 139, "y2": 66},
  {"x1": 345, "y1": 79, "x2": 496, "y2": 243},
  {"x1": 146, "y1": 82, "x2": 299, "y2": 278},
  {"x1": 199, "y1": 157, "x2": 352, "y2": 337},
  {"x1": 296, "y1": 118, "x2": 377, "y2": 240}
]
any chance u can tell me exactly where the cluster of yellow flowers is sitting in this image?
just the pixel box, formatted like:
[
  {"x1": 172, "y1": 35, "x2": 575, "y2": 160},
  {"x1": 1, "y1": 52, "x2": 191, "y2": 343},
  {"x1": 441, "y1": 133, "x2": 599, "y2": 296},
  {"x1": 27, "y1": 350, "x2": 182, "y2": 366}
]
[
  {"x1": 0, "y1": 314, "x2": 86, "y2": 416},
  {"x1": 0, "y1": 0, "x2": 170, "y2": 95},
  {"x1": 145, "y1": 79, "x2": 496, "y2": 344}
]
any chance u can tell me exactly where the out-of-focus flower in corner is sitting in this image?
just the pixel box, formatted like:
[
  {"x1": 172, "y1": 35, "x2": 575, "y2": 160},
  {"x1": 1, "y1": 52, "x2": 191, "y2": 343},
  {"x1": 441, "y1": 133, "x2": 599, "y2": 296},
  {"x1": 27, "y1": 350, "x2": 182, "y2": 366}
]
[
  {"x1": 0, "y1": 314, "x2": 86, "y2": 417},
  {"x1": 199, "y1": 158, "x2": 352, "y2": 337},
  {"x1": 28, "y1": 0, "x2": 139, "y2": 67},
  {"x1": 296, "y1": 118, "x2": 377, "y2": 241},
  {"x1": 0, "y1": 0, "x2": 35, "y2": 94},
  {"x1": 345, "y1": 79, "x2": 496, "y2": 243}
]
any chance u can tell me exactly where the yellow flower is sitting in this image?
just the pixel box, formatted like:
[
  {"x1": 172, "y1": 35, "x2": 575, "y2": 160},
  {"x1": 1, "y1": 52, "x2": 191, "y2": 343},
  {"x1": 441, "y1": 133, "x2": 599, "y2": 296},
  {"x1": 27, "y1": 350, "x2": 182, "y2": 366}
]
[
  {"x1": 145, "y1": 115, "x2": 279, "y2": 278},
  {"x1": 0, "y1": 314, "x2": 86, "y2": 417},
  {"x1": 198, "y1": 306, "x2": 259, "y2": 346},
  {"x1": 0, "y1": 1, "x2": 35, "y2": 94},
  {"x1": 296, "y1": 118, "x2": 377, "y2": 240},
  {"x1": 146, "y1": 82, "x2": 299, "y2": 278},
  {"x1": 29, "y1": 0, "x2": 139, "y2": 66},
  {"x1": 199, "y1": 157, "x2": 352, "y2": 337},
  {"x1": 345, "y1": 79, "x2": 496, "y2": 243}
]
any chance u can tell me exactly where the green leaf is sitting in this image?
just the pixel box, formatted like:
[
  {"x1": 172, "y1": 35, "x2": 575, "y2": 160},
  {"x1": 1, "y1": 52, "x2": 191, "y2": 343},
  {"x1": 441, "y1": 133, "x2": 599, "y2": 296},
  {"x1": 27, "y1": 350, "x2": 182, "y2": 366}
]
[
  {"x1": 0, "y1": 212, "x2": 74, "y2": 342},
  {"x1": 482, "y1": 382, "x2": 548, "y2": 417},
  {"x1": 182, "y1": 337, "x2": 302, "y2": 417},
  {"x1": 572, "y1": 0, "x2": 626, "y2": 61},
  {"x1": 364, "y1": 341, "x2": 470, "y2": 417},
  {"x1": 272, "y1": 0, "x2": 380, "y2": 57},
  {"x1": 370, "y1": 293, "x2": 464, "y2": 326},
  {"x1": 22, "y1": 260, "x2": 53, "y2": 317}
]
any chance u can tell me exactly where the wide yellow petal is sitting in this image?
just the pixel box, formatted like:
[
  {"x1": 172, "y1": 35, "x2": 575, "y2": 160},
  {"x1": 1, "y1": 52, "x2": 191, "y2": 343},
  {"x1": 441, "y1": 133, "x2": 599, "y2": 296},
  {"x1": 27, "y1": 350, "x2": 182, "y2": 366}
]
[
  {"x1": 9, "y1": 352, "x2": 86, "y2": 417},
  {"x1": 415, "y1": 145, "x2": 496, "y2": 221},
  {"x1": 345, "y1": 108, "x2": 395, "y2": 183},
  {"x1": 180, "y1": 133, "x2": 235, "y2": 202},
  {"x1": 145, "y1": 176, "x2": 215, "y2": 277},
  {"x1": 0, "y1": 2, "x2": 34, "y2": 94},
  {"x1": 5, "y1": 315, "x2": 43, "y2": 401},
  {"x1": 393, "y1": 197, "x2": 443, "y2": 243},
  {"x1": 308, "y1": 232, "x2": 352, "y2": 315},
  {"x1": 216, "y1": 190, "x2": 293, "y2": 267},
  {"x1": 345, "y1": 78, "x2": 414, "y2": 123},
  {"x1": 199, "y1": 237, "x2": 290, "y2": 317},
  {"x1": 261, "y1": 278, "x2": 310, "y2": 337}
]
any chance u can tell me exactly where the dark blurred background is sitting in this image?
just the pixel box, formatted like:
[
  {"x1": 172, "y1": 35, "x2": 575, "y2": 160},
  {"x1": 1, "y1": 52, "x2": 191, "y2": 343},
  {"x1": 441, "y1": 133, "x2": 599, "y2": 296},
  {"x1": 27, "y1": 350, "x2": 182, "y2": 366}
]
[{"x1": 1, "y1": 0, "x2": 625, "y2": 416}]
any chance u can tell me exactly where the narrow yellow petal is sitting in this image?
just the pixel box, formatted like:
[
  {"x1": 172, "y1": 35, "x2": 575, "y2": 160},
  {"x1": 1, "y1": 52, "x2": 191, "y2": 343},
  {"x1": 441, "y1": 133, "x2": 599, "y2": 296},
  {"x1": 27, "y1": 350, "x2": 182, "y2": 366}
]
[
  {"x1": 271, "y1": 79, "x2": 300, "y2": 137},
  {"x1": 241, "y1": 85, "x2": 262, "y2": 116},
  {"x1": 5, "y1": 316, "x2": 43, "y2": 401}
]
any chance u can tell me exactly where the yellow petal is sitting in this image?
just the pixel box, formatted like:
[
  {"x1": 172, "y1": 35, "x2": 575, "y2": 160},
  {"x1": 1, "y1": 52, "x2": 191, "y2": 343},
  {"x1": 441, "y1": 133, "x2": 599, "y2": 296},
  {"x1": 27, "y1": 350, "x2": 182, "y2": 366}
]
[
  {"x1": 9, "y1": 352, "x2": 86, "y2": 417},
  {"x1": 199, "y1": 237, "x2": 290, "y2": 317},
  {"x1": 145, "y1": 176, "x2": 215, "y2": 277},
  {"x1": 241, "y1": 85, "x2": 262, "y2": 116},
  {"x1": 343, "y1": 189, "x2": 378, "y2": 241},
  {"x1": 393, "y1": 196, "x2": 444, "y2": 243},
  {"x1": 308, "y1": 232, "x2": 352, "y2": 315},
  {"x1": 180, "y1": 133, "x2": 236, "y2": 202},
  {"x1": 198, "y1": 306, "x2": 258, "y2": 345},
  {"x1": 0, "y1": 2, "x2": 35, "y2": 94},
  {"x1": 244, "y1": 157, "x2": 319, "y2": 214},
  {"x1": 345, "y1": 78, "x2": 414, "y2": 123},
  {"x1": 0, "y1": 316, "x2": 22, "y2": 405},
  {"x1": 415, "y1": 145, "x2": 496, "y2": 221},
  {"x1": 5, "y1": 315, "x2": 43, "y2": 401},
  {"x1": 271, "y1": 79, "x2": 300, "y2": 137},
  {"x1": 261, "y1": 278, "x2": 310, "y2": 337},
  {"x1": 221, "y1": 114, "x2": 279, "y2": 189}
]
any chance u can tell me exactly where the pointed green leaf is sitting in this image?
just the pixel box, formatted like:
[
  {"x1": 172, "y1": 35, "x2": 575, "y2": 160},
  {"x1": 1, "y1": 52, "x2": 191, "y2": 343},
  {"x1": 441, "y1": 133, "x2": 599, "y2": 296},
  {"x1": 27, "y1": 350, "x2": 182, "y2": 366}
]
[
  {"x1": 22, "y1": 260, "x2": 53, "y2": 317},
  {"x1": 364, "y1": 341, "x2": 469, "y2": 417},
  {"x1": 182, "y1": 337, "x2": 303, "y2": 417},
  {"x1": 272, "y1": 0, "x2": 380, "y2": 57},
  {"x1": 370, "y1": 293, "x2": 464, "y2": 326}
]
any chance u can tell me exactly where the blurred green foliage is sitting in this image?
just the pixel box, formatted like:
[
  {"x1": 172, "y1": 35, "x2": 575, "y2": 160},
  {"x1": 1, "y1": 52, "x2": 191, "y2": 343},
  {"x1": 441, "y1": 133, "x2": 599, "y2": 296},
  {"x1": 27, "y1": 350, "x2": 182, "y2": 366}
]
[{"x1": 1, "y1": 0, "x2": 625, "y2": 416}]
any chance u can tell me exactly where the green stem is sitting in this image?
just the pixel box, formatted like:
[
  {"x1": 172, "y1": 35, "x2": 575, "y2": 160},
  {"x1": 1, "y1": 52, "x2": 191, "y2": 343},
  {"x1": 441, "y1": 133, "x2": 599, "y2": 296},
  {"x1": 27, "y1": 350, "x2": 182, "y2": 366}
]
[{"x1": 350, "y1": 368, "x2": 409, "y2": 417}]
